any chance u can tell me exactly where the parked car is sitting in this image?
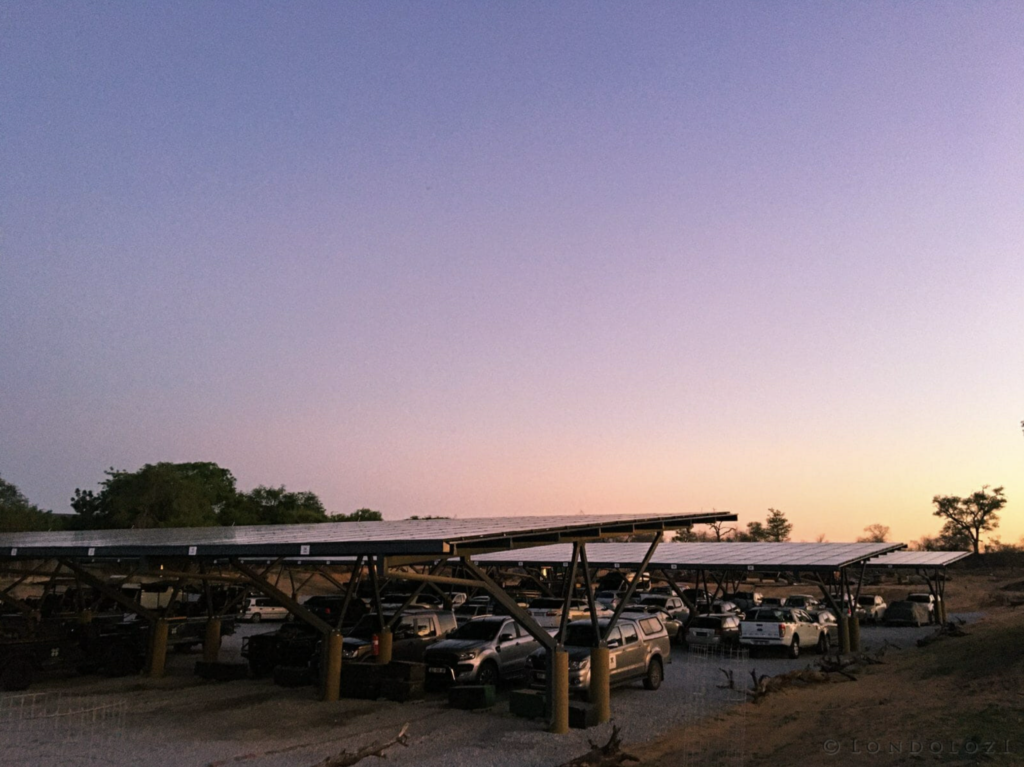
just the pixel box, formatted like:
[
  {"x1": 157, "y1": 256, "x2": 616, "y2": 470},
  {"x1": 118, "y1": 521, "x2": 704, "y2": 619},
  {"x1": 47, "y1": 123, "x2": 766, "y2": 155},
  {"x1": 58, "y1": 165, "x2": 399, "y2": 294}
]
[
  {"x1": 759, "y1": 596, "x2": 785, "y2": 608},
  {"x1": 855, "y1": 594, "x2": 887, "y2": 623},
  {"x1": 723, "y1": 590, "x2": 763, "y2": 613},
  {"x1": 594, "y1": 591, "x2": 623, "y2": 609},
  {"x1": 526, "y1": 598, "x2": 606, "y2": 629},
  {"x1": 242, "y1": 621, "x2": 321, "y2": 676},
  {"x1": 423, "y1": 616, "x2": 544, "y2": 687},
  {"x1": 0, "y1": 614, "x2": 148, "y2": 690},
  {"x1": 164, "y1": 614, "x2": 236, "y2": 651},
  {"x1": 454, "y1": 602, "x2": 493, "y2": 625},
  {"x1": 884, "y1": 601, "x2": 931, "y2": 627},
  {"x1": 622, "y1": 605, "x2": 684, "y2": 644},
  {"x1": 739, "y1": 607, "x2": 828, "y2": 658},
  {"x1": 814, "y1": 610, "x2": 838, "y2": 649},
  {"x1": 634, "y1": 594, "x2": 689, "y2": 622},
  {"x1": 528, "y1": 616, "x2": 671, "y2": 696},
  {"x1": 709, "y1": 600, "x2": 744, "y2": 619},
  {"x1": 906, "y1": 593, "x2": 936, "y2": 622},
  {"x1": 340, "y1": 608, "x2": 457, "y2": 662},
  {"x1": 681, "y1": 588, "x2": 714, "y2": 611},
  {"x1": 302, "y1": 595, "x2": 369, "y2": 627},
  {"x1": 782, "y1": 594, "x2": 821, "y2": 613},
  {"x1": 686, "y1": 614, "x2": 741, "y2": 648},
  {"x1": 241, "y1": 597, "x2": 290, "y2": 623}
]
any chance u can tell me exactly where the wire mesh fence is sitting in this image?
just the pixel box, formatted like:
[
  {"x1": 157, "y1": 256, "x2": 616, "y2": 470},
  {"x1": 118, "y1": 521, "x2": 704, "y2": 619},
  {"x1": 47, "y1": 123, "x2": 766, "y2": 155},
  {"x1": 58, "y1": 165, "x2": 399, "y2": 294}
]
[
  {"x1": 674, "y1": 642, "x2": 750, "y2": 766},
  {"x1": 0, "y1": 691, "x2": 128, "y2": 766}
]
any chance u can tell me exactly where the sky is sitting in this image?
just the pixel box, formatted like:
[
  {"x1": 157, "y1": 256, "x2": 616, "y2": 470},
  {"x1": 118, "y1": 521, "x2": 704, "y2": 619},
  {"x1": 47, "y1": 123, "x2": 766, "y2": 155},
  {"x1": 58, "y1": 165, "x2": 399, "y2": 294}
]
[{"x1": 1, "y1": 3, "x2": 1022, "y2": 545}]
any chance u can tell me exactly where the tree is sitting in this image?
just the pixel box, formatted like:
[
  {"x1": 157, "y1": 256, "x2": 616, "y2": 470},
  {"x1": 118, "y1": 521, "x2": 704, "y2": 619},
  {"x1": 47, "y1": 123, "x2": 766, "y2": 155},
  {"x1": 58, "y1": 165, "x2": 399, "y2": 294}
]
[
  {"x1": 707, "y1": 520, "x2": 735, "y2": 542},
  {"x1": 0, "y1": 474, "x2": 63, "y2": 532},
  {"x1": 737, "y1": 521, "x2": 769, "y2": 542},
  {"x1": 220, "y1": 486, "x2": 329, "y2": 526},
  {"x1": 70, "y1": 462, "x2": 237, "y2": 529},
  {"x1": 764, "y1": 508, "x2": 792, "y2": 542},
  {"x1": 931, "y1": 485, "x2": 1006, "y2": 555},
  {"x1": 857, "y1": 524, "x2": 890, "y2": 543},
  {"x1": 332, "y1": 508, "x2": 383, "y2": 522}
]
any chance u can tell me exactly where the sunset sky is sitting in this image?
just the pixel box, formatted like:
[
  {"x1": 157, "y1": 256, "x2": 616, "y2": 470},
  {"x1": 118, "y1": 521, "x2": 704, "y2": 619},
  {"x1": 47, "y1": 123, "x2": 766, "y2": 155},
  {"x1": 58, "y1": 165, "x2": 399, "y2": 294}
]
[{"x1": 2, "y1": 4, "x2": 1022, "y2": 545}]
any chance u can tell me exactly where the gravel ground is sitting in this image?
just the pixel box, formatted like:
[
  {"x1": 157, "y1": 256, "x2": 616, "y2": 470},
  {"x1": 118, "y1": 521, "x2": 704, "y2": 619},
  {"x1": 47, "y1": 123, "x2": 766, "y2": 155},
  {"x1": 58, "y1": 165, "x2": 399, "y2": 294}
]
[{"x1": 1, "y1": 614, "x2": 980, "y2": 767}]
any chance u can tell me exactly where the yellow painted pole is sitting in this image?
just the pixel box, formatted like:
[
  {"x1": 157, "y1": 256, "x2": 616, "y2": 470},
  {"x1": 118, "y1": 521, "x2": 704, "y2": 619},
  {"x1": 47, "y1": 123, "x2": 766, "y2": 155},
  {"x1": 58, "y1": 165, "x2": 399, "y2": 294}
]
[
  {"x1": 323, "y1": 631, "x2": 342, "y2": 702},
  {"x1": 838, "y1": 613, "x2": 850, "y2": 655},
  {"x1": 150, "y1": 619, "x2": 169, "y2": 678},
  {"x1": 203, "y1": 618, "x2": 222, "y2": 663},
  {"x1": 590, "y1": 645, "x2": 610, "y2": 723},
  {"x1": 549, "y1": 648, "x2": 569, "y2": 734},
  {"x1": 377, "y1": 628, "x2": 393, "y2": 664}
]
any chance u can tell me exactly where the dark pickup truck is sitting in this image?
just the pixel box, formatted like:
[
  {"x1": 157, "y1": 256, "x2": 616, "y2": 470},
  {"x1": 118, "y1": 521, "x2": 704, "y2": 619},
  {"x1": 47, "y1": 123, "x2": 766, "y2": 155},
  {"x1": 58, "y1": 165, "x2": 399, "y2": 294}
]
[{"x1": 0, "y1": 614, "x2": 148, "y2": 691}]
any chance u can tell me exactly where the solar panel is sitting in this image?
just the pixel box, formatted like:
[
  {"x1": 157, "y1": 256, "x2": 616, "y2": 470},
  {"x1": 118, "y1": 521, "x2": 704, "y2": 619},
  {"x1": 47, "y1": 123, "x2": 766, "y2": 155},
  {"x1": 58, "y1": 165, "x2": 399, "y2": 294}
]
[
  {"x1": 866, "y1": 550, "x2": 971, "y2": 568},
  {"x1": 474, "y1": 541, "x2": 904, "y2": 571},
  {"x1": 0, "y1": 512, "x2": 734, "y2": 559}
]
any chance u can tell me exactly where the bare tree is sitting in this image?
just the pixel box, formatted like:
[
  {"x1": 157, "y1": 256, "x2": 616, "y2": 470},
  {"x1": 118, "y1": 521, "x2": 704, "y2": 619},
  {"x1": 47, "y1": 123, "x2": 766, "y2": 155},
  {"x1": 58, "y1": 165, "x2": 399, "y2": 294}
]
[{"x1": 708, "y1": 519, "x2": 735, "y2": 542}]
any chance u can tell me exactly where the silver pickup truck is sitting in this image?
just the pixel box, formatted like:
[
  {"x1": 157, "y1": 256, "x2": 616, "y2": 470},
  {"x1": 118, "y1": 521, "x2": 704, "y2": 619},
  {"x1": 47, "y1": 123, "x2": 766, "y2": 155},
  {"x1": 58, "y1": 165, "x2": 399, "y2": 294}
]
[
  {"x1": 527, "y1": 615, "x2": 671, "y2": 697},
  {"x1": 423, "y1": 616, "x2": 545, "y2": 686}
]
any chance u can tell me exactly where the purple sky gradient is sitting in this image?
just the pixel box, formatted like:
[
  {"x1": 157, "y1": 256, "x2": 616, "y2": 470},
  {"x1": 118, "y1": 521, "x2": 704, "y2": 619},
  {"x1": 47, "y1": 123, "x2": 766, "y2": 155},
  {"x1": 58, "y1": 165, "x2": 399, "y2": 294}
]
[{"x1": 2, "y1": 4, "x2": 1022, "y2": 543}]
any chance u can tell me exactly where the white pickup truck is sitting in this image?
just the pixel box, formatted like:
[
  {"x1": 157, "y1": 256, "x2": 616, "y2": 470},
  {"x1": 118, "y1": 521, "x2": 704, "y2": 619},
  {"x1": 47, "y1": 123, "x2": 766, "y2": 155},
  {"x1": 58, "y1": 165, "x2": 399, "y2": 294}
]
[{"x1": 739, "y1": 607, "x2": 828, "y2": 658}]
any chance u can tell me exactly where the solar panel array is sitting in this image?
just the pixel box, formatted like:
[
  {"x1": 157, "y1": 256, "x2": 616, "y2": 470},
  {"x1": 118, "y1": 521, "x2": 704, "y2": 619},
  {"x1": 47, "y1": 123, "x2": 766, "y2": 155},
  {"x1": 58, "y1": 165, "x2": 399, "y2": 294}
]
[
  {"x1": 0, "y1": 512, "x2": 733, "y2": 559},
  {"x1": 474, "y1": 541, "x2": 904, "y2": 571},
  {"x1": 866, "y1": 550, "x2": 971, "y2": 568}
]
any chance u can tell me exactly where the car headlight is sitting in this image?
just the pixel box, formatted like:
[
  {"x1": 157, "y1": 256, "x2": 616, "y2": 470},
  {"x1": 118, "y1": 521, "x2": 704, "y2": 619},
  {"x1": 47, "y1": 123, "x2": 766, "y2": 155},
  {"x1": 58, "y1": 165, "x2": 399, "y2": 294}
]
[
  {"x1": 568, "y1": 658, "x2": 590, "y2": 671},
  {"x1": 456, "y1": 650, "x2": 479, "y2": 661},
  {"x1": 343, "y1": 648, "x2": 358, "y2": 658}
]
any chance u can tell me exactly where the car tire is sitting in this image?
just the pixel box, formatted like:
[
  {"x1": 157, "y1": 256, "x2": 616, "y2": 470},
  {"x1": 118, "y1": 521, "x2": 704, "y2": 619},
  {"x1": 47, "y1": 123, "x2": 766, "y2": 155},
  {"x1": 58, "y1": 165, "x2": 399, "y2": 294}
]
[
  {"x1": 0, "y1": 658, "x2": 33, "y2": 691},
  {"x1": 251, "y1": 613, "x2": 262, "y2": 623},
  {"x1": 788, "y1": 635, "x2": 800, "y2": 659},
  {"x1": 476, "y1": 660, "x2": 499, "y2": 687},
  {"x1": 817, "y1": 633, "x2": 831, "y2": 655},
  {"x1": 643, "y1": 657, "x2": 663, "y2": 690}
]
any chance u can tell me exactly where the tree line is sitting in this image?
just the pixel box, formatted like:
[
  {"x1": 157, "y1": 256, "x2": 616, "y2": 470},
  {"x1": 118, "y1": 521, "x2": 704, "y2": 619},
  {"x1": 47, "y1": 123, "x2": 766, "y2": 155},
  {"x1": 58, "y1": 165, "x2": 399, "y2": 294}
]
[{"x1": 0, "y1": 462, "x2": 382, "y2": 532}]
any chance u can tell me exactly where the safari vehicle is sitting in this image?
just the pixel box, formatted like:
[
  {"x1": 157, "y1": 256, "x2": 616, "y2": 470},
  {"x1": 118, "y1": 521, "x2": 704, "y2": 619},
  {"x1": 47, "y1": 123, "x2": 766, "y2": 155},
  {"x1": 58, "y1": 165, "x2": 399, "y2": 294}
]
[
  {"x1": 622, "y1": 604, "x2": 684, "y2": 644},
  {"x1": 528, "y1": 615, "x2": 671, "y2": 696},
  {"x1": 739, "y1": 607, "x2": 828, "y2": 658},
  {"x1": 0, "y1": 614, "x2": 147, "y2": 691},
  {"x1": 341, "y1": 608, "x2": 457, "y2": 662},
  {"x1": 241, "y1": 597, "x2": 290, "y2": 623},
  {"x1": 423, "y1": 616, "x2": 545, "y2": 687}
]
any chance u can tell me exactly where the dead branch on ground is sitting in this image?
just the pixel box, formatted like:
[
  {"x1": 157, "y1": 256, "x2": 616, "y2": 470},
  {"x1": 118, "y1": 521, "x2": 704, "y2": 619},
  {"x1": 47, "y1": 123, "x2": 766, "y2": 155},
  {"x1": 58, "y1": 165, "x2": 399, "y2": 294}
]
[
  {"x1": 556, "y1": 725, "x2": 639, "y2": 767},
  {"x1": 311, "y1": 724, "x2": 409, "y2": 767}
]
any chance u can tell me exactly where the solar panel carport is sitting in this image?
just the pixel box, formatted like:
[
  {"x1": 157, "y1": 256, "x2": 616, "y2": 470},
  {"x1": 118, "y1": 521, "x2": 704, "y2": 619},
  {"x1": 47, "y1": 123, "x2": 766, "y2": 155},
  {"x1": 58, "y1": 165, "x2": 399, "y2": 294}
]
[
  {"x1": 0, "y1": 511, "x2": 734, "y2": 733},
  {"x1": 865, "y1": 550, "x2": 971, "y2": 623},
  {"x1": 474, "y1": 540, "x2": 906, "y2": 657}
]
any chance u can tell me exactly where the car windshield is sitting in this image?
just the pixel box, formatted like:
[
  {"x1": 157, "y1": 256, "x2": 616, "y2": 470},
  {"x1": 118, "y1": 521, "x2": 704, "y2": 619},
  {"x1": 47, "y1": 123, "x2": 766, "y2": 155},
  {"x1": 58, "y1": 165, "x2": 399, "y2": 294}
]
[
  {"x1": 691, "y1": 617, "x2": 722, "y2": 629},
  {"x1": 858, "y1": 597, "x2": 877, "y2": 606},
  {"x1": 760, "y1": 597, "x2": 783, "y2": 606},
  {"x1": 746, "y1": 609, "x2": 789, "y2": 623},
  {"x1": 908, "y1": 595, "x2": 930, "y2": 603},
  {"x1": 639, "y1": 596, "x2": 667, "y2": 607},
  {"x1": 450, "y1": 620, "x2": 503, "y2": 640},
  {"x1": 350, "y1": 613, "x2": 397, "y2": 638},
  {"x1": 529, "y1": 598, "x2": 564, "y2": 609},
  {"x1": 455, "y1": 604, "x2": 484, "y2": 615},
  {"x1": 563, "y1": 624, "x2": 601, "y2": 646}
]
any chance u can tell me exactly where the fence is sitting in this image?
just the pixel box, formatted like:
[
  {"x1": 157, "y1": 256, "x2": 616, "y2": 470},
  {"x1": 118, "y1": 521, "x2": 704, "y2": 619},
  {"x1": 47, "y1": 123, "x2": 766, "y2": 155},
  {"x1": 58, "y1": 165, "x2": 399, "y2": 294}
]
[
  {"x1": 675, "y1": 643, "x2": 750, "y2": 766},
  {"x1": 0, "y1": 691, "x2": 128, "y2": 767}
]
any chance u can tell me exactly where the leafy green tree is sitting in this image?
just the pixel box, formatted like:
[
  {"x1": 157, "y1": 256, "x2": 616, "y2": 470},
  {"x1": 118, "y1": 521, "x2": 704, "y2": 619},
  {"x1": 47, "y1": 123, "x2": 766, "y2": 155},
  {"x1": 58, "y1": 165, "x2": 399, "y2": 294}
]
[
  {"x1": 220, "y1": 486, "x2": 329, "y2": 525},
  {"x1": 0, "y1": 475, "x2": 63, "y2": 532},
  {"x1": 70, "y1": 462, "x2": 236, "y2": 529},
  {"x1": 738, "y1": 521, "x2": 769, "y2": 542},
  {"x1": 932, "y1": 485, "x2": 1006, "y2": 555},
  {"x1": 332, "y1": 508, "x2": 383, "y2": 522},
  {"x1": 764, "y1": 508, "x2": 793, "y2": 542}
]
